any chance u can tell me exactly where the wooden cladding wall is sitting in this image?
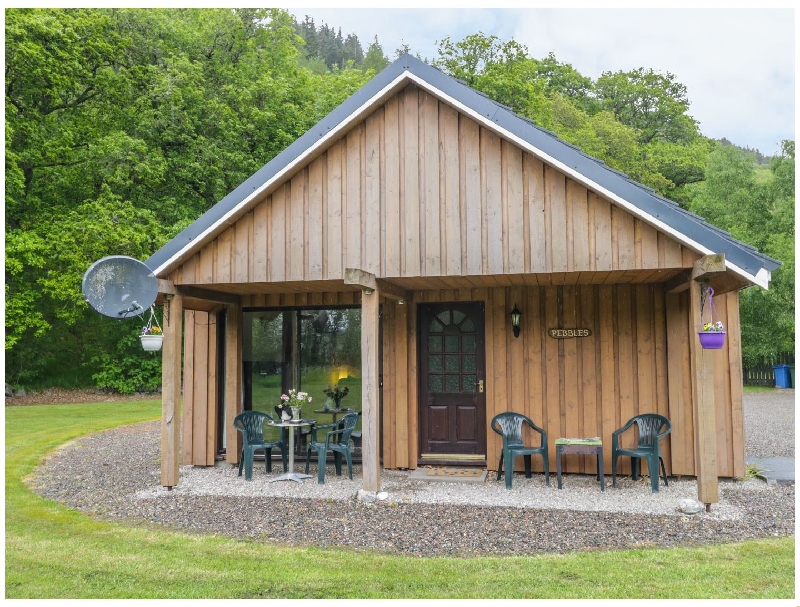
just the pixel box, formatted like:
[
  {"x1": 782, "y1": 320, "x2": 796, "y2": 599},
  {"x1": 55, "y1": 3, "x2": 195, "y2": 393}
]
[
  {"x1": 182, "y1": 310, "x2": 218, "y2": 466},
  {"x1": 178, "y1": 286, "x2": 743, "y2": 478},
  {"x1": 381, "y1": 285, "x2": 744, "y2": 478},
  {"x1": 169, "y1": 84, "x2": 696, "y2": 287}
]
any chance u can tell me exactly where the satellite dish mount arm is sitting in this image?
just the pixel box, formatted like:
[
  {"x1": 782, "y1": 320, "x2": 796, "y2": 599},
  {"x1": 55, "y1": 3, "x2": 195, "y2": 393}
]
[{"x1": 119, "y1": 301, "x2": 143, "y2": 318}]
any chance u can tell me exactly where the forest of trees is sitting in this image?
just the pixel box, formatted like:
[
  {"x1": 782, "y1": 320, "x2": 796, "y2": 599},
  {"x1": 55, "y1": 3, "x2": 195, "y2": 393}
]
[{"x1": 5, "y1": 8, "x2": 794, "y2": 392}]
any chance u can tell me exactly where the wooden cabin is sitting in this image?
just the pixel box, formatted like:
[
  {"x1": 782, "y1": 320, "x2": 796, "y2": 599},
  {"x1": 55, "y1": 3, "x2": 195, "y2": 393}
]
[{"x1": 146, "y1": 54, "x2": 778, "y2": 505}]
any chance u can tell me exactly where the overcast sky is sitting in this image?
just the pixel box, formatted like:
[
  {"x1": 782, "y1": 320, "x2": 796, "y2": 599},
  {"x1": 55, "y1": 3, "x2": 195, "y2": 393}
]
[{"x1": 286, "y1": 5, "x2": 795, "y2": 156}]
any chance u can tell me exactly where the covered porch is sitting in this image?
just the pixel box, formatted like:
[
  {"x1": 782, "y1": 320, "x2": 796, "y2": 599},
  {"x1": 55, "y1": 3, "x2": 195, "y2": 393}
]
[{"x1": 157, "y1": 254, "x2": 746, "y2": 507}]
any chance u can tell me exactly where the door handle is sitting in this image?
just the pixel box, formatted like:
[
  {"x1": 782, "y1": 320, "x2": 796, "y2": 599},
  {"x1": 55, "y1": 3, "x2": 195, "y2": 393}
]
[{"x1": 477, "y1": 380, "x2": 484, "y2": 393}]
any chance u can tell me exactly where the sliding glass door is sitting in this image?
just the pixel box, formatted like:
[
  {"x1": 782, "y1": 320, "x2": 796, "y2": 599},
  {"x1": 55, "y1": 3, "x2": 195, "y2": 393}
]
[{"x1": 241, "y1": 306, "x2": 363, "y2": 452}]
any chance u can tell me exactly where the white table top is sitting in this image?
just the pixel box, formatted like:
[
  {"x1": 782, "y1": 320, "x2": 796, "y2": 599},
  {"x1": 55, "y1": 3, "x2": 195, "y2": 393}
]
[{"x1": 267, "y1": 419, "x2": 315, "y2": 428}]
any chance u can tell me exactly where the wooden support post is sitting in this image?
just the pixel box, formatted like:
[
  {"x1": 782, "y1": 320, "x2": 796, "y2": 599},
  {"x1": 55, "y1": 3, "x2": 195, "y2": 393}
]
[
  {"x1": 225, "y1": 304, "x2": 243, "y2": 465},
  {"x1": 161, "y1": 293, "x2": 183, "y2": 488},
  {"x1": 361, "y1": 286, "x2": 381, "y2": 492},
  {"x1": 689, "y1": 276, "x2": 719, "y2": 507}
]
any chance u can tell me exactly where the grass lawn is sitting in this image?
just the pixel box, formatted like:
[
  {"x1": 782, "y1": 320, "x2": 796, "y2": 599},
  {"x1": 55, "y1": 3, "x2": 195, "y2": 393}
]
[
  {"x1": 742, "y1": 385, "x2": 783, "y2": 393},
  {"x1": 5, "y1": 400, "x2": 795, "y2": 599}
]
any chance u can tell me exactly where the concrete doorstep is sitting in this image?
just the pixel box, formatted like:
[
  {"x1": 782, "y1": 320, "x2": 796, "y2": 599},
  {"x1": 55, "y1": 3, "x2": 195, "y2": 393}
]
[{"x1": 409, "y1": 467, "x2": 488, "y2": 483}]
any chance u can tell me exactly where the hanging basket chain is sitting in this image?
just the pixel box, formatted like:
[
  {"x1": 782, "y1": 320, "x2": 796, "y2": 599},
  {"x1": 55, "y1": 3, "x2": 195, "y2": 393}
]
[
  {"x1": 700, "y1": 286, "x2": 724, "y2": 333},
  {"x1": 141, "y1": 305, "x2": 163, "y2": 336}
]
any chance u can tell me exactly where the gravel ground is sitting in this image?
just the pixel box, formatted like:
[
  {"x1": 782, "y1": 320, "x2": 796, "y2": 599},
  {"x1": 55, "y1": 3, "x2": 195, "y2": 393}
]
[
  {"x1": 28, "y1": 390, "x2": 794, "y2": 557},
  {"x1": 744, "y1": 389, "x2": 794, "y2": 458}
]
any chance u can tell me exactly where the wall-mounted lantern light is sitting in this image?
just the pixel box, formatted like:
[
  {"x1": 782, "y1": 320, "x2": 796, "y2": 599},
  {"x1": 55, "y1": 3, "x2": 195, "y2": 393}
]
[{"x1": 510, "y1": 304, "x2": 522, "y2": 338}]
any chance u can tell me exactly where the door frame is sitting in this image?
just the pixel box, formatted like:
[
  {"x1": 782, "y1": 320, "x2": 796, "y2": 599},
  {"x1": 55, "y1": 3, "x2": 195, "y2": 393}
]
[{"x1": 417, "y1": 301, "x2": 486, "y2": 467}]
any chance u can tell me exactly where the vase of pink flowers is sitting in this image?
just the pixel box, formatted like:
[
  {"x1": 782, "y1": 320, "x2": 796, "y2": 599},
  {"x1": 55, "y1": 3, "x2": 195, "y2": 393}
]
[{"x1": 275, "y1": 389, "x2": 312, "y2": 421}]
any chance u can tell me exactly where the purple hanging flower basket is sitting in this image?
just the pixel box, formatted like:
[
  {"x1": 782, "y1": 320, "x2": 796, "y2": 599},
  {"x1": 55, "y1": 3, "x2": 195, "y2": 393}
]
[{"x1": 698, "y1": 331, "x2": 726, "y2": 349}]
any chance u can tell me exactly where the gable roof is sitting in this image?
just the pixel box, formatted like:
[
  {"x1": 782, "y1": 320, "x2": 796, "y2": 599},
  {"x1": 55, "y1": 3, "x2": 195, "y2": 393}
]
[{"x1": 146, "y1": 54, "x2": 779, "y2": 288}]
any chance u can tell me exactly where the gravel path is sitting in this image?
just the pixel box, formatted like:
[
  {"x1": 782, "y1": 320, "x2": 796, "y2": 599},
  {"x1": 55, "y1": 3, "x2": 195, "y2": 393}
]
[{"x1": 28, "y1": 390, "x2": 794, "y2": 557}]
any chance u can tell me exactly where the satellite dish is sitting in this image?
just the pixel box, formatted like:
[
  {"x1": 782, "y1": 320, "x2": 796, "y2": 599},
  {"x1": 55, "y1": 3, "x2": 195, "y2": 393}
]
[{"x1": 82, "y1": 255, "x2": 158, "y2": 319}]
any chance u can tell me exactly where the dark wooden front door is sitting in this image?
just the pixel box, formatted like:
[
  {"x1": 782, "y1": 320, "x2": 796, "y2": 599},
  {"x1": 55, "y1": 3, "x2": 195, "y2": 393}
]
[{"x1": 418, "y1": 302, "x2": 486, "y2": 466}]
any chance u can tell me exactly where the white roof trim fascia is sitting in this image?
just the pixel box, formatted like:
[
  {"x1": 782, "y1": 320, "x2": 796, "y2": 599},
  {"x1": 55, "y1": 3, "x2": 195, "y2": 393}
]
[
  {"x1": 151, "y1": 72, "x2": 414, "y2": 277},
  {"x1": 746, "y1": 266, "x2": 771, "y2": 290},
  {"x1": 405, "y1": 72, "x2": 766, "y2": 289}
]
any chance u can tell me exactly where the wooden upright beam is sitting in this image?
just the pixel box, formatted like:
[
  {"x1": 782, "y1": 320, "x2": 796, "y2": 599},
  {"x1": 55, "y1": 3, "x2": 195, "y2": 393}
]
[
  {"x1": 361, "y1": 286, "x2": 381, "y2": 492},
  {"x1": 689, "y1": 271, "x2": 719, "y2": 507},
  {"x1": 161, "y1": 294, "x2": 183, "y2": 488},
  {"x1": 691, "y1": 253, "x2": 726, "y2": 280},
  {"x1": 225, "y1": 304, "x2": 243, "y2": 465},
  {"x1": 344, "y1": 267, "x2": 377, "y2": 290}
]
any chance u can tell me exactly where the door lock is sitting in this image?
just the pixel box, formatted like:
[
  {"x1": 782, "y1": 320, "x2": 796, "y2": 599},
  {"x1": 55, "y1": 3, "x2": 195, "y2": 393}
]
[{"x1": 477, "y1": 380, "x2": 484, "y2": 393}]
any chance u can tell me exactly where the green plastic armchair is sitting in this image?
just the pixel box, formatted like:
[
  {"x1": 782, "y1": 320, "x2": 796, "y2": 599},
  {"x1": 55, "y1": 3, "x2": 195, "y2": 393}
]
[
  {"x1": 233, "y1": 411, "x2": 287, "y2": 481},
  {"x1": 491, "y1": 412, "x2": 550, "y2": 489},
  {"x1": 611, "y1": 413, "x2": 671, "y2": 492},
  {"x1": 304, "y1": 411, "x2": 359, "y2": 484}
]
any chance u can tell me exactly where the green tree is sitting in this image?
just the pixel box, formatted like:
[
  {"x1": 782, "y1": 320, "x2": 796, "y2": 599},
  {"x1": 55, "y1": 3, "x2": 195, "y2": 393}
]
[
  {"x1": 594, "y1": 67, "x2": 707, "y2": 193},
  {"x1": 433, "y1": 32, "x2": 527, "y2": 86},
  {"x1": 595, "y1": 68, "x2": 698, "y2": 145},
  {"x1": 362, "y1": 36, "x2": 389, "y2": 73},
  {"x1": 686, "y1": 141, "x2": 794, "y2": 363},
  {"x1": 4, "y1": 8, "x2": 330, "y2": 390},
  {"x1": 533, "y1": 52, "x2": 597, "y2": 113}
]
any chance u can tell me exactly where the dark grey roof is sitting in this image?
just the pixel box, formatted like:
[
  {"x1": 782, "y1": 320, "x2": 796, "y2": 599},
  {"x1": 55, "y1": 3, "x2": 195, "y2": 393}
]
[{"x1": 146, "y1": 53, "x2": 779, "y2": 283}]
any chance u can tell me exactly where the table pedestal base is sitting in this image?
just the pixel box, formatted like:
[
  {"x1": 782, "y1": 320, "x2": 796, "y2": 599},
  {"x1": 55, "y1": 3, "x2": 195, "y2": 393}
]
[{"x1": 269, "y1": 471, "x2": 313, "y2": 483}]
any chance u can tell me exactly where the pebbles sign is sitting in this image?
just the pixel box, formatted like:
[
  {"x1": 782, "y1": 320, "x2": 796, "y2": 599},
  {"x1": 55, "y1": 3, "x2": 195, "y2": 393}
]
[{"x1": 548, "y1": 328, "x2": 592, "y2": 339}]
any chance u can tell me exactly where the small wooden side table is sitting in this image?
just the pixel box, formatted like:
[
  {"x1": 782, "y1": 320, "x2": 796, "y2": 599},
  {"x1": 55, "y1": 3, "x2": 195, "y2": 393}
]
[{"x1": 555, "y1": 437, "x2": 605, "y2": 491}]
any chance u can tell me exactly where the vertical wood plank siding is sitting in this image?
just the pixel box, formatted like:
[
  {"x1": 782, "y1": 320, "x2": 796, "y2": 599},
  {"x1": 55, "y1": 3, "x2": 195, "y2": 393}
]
[
  {"x1": 379, "y1": 287, "x2": 743, "y2": 478},
  {"x1": 175, "y1": 84, "x2": 697, "y2": 286},
  {"x1": 182, "y1": 310, "x2": 218, "y2": 466},
  {"x1": 177, "y1": 293, "x2": 744, "y2": 479},
  {"x1": 173, "y1": 83, "x2": 745, "y2": 479}
]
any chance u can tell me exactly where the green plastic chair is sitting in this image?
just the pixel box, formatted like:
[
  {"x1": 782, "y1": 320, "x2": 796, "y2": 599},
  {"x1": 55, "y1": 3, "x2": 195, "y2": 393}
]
[
  {"x1": 611, "y1": 413, "x2": 671, "y2": 492},
  {"x1": 304, "y1": 411, "x2": 359, "y2": 484},
  {"x1": 491, "y1": 412, "x2": 550, "y2": 489},
  {"x1": 233, "y1": 411, "x2": 287, "y2": 481}
]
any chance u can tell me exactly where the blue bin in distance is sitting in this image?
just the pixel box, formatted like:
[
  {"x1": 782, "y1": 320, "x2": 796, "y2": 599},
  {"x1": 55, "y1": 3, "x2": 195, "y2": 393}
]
[{"x1": 773, "y1": 364, "x2": 791, "y2": 388}]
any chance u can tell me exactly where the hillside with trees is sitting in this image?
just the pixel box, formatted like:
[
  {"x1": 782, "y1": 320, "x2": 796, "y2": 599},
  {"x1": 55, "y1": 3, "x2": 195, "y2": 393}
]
[{"x1": 5, "y1": 8, "x2": 793, "y2": 392}]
